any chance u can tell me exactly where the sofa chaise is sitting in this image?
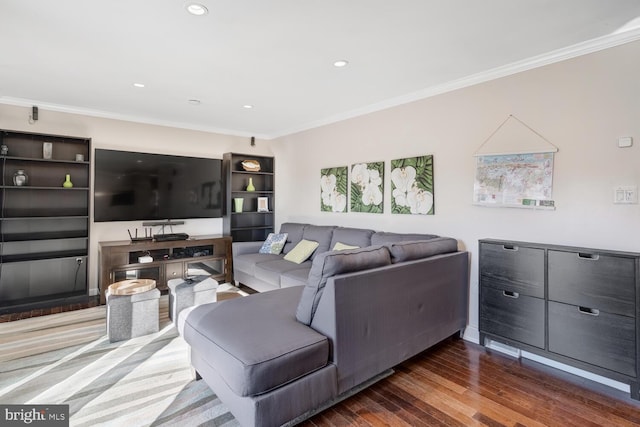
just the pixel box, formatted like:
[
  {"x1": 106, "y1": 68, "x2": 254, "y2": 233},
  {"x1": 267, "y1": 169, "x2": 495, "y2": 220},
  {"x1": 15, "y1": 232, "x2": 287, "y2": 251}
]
[{"x1": 182, "y1": 223, "x2": 469, "y2": 426}]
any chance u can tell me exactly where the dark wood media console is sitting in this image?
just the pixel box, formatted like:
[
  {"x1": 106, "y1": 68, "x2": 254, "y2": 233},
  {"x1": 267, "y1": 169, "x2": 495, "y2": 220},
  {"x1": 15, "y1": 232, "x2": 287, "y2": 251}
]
[{"x1": 98, "y1": 235, "x2": 232, "y2": 304}]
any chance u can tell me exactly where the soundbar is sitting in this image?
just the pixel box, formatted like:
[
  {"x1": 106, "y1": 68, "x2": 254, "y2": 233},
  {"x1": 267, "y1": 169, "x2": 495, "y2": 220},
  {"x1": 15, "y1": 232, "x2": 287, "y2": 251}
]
[{"x1": 153, "y1": 233, "x2": 190, "y2": 242}]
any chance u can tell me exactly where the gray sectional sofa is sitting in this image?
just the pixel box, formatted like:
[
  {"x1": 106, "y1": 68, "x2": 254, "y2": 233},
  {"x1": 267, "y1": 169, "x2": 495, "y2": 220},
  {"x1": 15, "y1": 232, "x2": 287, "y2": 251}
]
[
  {"x1": 232, "y1": 222, "x2": 446, "y2": 292},
  {"x1": 182, "y1": 223, "x2": 469, "y2": 427}
]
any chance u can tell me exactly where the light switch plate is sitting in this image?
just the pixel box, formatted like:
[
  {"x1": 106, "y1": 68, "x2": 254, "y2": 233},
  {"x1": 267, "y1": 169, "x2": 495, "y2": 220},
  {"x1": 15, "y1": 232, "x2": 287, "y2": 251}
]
[
  {"x1": 613, "y1": 185, "x2": 638, "y2": 204},
  {"x1": 618, "y1": 137, "x2": 633, "y2": 148}
]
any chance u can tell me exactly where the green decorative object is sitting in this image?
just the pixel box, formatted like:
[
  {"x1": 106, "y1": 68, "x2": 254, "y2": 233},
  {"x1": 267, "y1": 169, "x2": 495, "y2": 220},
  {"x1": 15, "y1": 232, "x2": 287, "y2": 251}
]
[
  {"x1": 63, "y1": 174, "x2": 73, "y2": 188},
  {"x1": 246, "y1": 177, "x2": 255, "y2": 191},
  {"x1": 234, "y1": 198, "x2": 244, "y2": 212}
]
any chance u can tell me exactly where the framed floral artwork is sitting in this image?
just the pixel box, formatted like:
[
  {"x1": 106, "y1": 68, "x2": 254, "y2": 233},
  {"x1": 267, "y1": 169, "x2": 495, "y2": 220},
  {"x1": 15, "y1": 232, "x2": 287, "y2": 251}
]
[
  {"x1": 350, "y1": 161, "x2": 384, "y2": 213},
  {"x1": 320, "y1": 166, "x2": 348, "y2": 212},
  {"x1": 391, "y1": 155, "x2": 434, "y2": 215}
]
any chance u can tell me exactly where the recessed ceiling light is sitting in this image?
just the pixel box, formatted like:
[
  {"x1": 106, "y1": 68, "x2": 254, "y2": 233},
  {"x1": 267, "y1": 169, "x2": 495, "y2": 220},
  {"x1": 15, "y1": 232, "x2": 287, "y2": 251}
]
[
  {"x1": 188, "y1": 99, "x2": 201, "y2": 105},
  {"x1": 333, "y1": 60, "x2": 349, "y2": 68},
  {"x1": 243, "y1": 104, "x2": 254, "y2": 109},
  {"x1": 186, "y1": 3, "x2": 208, "y2": 16},
  {"x1": 133, "y1": 83, "x2": 145, "y2": 88}
]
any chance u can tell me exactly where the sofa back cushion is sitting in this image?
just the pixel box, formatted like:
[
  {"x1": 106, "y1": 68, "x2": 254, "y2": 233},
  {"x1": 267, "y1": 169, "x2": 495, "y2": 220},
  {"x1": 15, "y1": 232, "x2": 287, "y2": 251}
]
[
  {"x1": 329, "y1": 227, "x2": 375, "y2": 251},
  {"x1": 301, "y1": 225, "x2": 336, "y2": 259},
  {"x1": 279, "y1": 223, "x2": 307, "y2": 254},
  {"x1": 371, "y1": 231, "x2": 439, "y2": 245},
  {"x1": 387, "y1": 238, "x2": 458, "y2": 263},
  {"x1": 296, "y1": 245, "x2": 391, "y2": 325}
]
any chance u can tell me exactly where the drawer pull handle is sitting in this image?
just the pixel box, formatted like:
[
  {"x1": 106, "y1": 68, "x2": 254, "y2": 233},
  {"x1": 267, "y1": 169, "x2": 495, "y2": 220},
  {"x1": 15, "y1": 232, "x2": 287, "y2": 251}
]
[
  {"x1": 503, "y1": 290, "x2": 519, "y2": 299},
  {"x1": 578, "y1": 306, "x2": 600, "y2": 316},
  {"x1": 503, "y1": 245, "x2": 518, "y2": 251},
  {"x1": 577, "y1": 252, "x2": 599, "y2": 261}
]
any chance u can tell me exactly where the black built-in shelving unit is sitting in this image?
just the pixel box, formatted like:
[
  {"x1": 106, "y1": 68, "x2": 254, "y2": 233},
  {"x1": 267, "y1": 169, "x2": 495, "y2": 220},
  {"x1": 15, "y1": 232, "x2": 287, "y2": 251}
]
[
  {"x1": 0, "y1": 129, "x2": 90, "y2": 313},
  {"x1": 223, "y1": 153, "x2": 275, "y2": 242}
]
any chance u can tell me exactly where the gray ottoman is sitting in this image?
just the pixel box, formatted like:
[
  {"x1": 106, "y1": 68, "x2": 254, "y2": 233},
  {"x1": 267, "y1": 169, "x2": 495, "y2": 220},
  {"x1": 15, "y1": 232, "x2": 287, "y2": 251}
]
[
  {"x1": 168, "y1": 275, "x2": 219, "y2": 323},
  {"x1": 106, "y1": 287, "x2": 160, "y2": 342}
]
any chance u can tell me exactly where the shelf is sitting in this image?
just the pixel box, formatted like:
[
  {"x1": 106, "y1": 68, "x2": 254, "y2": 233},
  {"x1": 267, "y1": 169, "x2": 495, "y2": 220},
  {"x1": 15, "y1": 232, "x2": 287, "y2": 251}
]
[
  {"x1": 2, "y1": 209, "x2": 88, "y2": 218},
  {"x1": 1, "y1": 231, "x2": 88, "y2": 242},
  {"x1": 1, "y1": 186, "x2": 90, "y2": 191},
  {"x1": 232, "y1": 211, "x2": 273, "y2": 215},
  {"x1": 1, "y1": 215, "x2": 89, "y2": 221},
  {"x1": 231, "y1": 190, "x2": 274, "y2": 194},
  {"x1": 1, "y1": 249, "x2": 87, "y2": 263},
  {"x1": 231, "y1": 225, "x2": 273, "y2": 231},
  {"x1": 1, "y1": 156, "x2": 90, "y2": 165},
  {"x1": 231, "y1": 170, "x2": 274, "y2": 176}
]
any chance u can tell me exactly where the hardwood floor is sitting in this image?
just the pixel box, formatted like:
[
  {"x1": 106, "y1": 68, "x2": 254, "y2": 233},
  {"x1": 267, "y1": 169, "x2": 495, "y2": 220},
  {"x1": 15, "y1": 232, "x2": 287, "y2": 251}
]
[
  {"x1": 2, "y1": 300, "x2": 639, "y2": 426},
  {"x1": 302, "y1": 337, "x2": 640, "y2": 427}
]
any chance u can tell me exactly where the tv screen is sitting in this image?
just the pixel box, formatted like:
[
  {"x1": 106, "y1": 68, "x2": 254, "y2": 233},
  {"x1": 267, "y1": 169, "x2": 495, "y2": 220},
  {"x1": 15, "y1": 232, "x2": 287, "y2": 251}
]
[{"x1": 94, "y1": 149, "x2": 223, "y2": 222}]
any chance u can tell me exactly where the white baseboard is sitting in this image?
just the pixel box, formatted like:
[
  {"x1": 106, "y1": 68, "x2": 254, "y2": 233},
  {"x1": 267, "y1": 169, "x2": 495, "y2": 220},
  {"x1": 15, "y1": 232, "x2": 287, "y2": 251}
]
[
  {"x1": 462, "y1": 325, "x2": 479, "y2": 344},
  {"x1": 462, "y1": 331, "x2": 630, "y2": 394}
]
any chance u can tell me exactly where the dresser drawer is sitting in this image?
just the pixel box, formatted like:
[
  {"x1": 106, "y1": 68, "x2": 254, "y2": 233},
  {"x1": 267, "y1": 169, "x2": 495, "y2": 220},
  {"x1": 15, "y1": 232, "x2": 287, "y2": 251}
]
[
  {"x1": 480, "y1": 242, "x2": 544, "y2": 298},
  {"x1": 480, "y1": 285, "x2": 545, "y2": 349},
  {"x1": 548, "y1": 250, "x2": 636, "y2": 317},
  {"x1": 549, "y1": 301, "x2": 636, "y2": 377}
]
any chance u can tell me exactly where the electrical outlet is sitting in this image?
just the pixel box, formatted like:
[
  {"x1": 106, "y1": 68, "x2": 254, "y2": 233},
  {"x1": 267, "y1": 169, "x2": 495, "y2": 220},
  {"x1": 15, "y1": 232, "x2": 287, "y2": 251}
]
[{"x1": 76, "y1": 257, "x2": 83, "y2": 264}]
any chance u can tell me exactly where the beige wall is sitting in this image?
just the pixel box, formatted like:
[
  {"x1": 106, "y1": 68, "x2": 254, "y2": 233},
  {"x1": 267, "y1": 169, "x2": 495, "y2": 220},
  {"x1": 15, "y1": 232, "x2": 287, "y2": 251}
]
[
  {"x1": 272, "y1": 39, "x2": 640, "y2": 342},
  {"x1": 0, "y1": 105, "x2": 274, "y2": 295}
]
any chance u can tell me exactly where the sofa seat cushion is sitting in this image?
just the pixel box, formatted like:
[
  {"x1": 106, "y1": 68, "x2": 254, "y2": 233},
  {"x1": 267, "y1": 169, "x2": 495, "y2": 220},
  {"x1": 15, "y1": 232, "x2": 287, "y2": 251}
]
[
  {"x1": 296, "y1": 245, "x2": 392, "y2": 325},
  {"x1": 280, "y1": 267, "x2": 311, "y2": 288},
  {"x1": 234, "y1": 253, "x2": 283, "y2": 276},
  {"x1": 388, "y1": 237, "x2": 459, "y2": 263},
  {"x1": 183, "y1": 286, "x2": 329, "y2": 397},
  {"x1": 371, "y1": 231, "x2": 439, "y2": 245},
  {"x1": 253, "y1": 258, "x2": 312, "y2": 287}
]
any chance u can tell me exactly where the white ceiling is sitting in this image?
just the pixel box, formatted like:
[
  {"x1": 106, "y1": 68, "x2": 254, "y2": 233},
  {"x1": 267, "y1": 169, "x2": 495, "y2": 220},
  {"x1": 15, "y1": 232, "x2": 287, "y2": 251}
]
[{"x1": 2, "y1": 1, "x2": 640, "y2": 139}]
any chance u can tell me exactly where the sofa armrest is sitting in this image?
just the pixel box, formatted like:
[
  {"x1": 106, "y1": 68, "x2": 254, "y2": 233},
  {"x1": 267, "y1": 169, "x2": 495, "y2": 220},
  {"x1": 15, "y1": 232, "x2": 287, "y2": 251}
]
[
  {"x1": 232, "y1": 241, "x2": 264, "y2": 256},
  {"x1": 310, "y1": 251, "x2": 469, "y2": 394}
]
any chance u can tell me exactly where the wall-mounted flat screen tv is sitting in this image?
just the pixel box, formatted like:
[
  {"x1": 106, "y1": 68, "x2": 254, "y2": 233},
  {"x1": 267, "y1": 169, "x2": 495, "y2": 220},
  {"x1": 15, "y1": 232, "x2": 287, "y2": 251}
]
[{"x1": 94, "y1": 149, "x2": 223, "y2": 222}]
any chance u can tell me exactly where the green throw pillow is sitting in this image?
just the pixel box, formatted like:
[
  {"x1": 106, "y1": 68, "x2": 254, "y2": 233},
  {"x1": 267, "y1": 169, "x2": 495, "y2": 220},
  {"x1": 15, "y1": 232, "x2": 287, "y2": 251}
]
[
  {"x1": 284, "y1": 239, "x2": 319, "y2": 264},
  {"x1": 332, "y1": 242, "x2": 360, "y2": 251}
]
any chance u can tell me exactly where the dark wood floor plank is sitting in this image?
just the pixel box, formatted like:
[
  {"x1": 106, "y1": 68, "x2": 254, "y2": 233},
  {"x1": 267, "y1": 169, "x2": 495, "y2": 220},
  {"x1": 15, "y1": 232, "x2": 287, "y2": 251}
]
[
  {"x1": 419, "y1": 349, "x2": 605, "y2": 427},
  {"x1": 394, "y1": 363, "x2": 546, "y2": 427}
]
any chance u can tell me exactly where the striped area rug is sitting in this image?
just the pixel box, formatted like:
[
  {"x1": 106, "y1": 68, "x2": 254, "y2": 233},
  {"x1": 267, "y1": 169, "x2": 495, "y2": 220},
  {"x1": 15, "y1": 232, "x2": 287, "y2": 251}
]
[{"x1": 0, "y1": 299, "x2": 238, "y2": 427}]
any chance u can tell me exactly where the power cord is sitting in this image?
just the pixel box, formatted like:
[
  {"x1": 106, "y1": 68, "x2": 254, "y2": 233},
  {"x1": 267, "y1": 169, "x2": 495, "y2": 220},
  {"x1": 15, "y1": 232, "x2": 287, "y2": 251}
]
[{"x1": 72, "y1": 257, "x2": 82, "y2": 291}]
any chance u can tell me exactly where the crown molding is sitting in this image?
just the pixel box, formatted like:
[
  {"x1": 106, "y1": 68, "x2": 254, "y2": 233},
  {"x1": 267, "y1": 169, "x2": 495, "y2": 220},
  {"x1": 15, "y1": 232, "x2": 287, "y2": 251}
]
[
  {"x1": 273, "y1": 27, "x2": 640, "y2": 139},
  {"x1": 0, "y1": 97, "x2": 270, "y2": 140}
]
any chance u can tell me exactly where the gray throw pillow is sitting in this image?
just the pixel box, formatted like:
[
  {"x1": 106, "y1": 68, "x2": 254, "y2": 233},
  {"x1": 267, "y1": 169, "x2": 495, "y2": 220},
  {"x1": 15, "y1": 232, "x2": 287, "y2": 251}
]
[{"x1": 296, "y1": 245, "x2": 391, "y2": 325}]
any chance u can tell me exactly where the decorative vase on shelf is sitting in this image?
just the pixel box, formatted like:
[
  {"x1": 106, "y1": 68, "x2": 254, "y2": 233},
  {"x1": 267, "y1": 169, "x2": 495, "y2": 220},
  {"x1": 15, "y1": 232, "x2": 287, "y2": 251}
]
[
  {"x1": 234, "y1": 198, "x2": 244, "y2": 213},
  {"x1": 63, "y1": 174, "x2": 73, "y2": 188},
  {"x1": 246, "y1": 177, "x2": 255, "y2": 192},
  {"x1": 13, "y1": 169, "x2": 28, "y2": 186}
]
